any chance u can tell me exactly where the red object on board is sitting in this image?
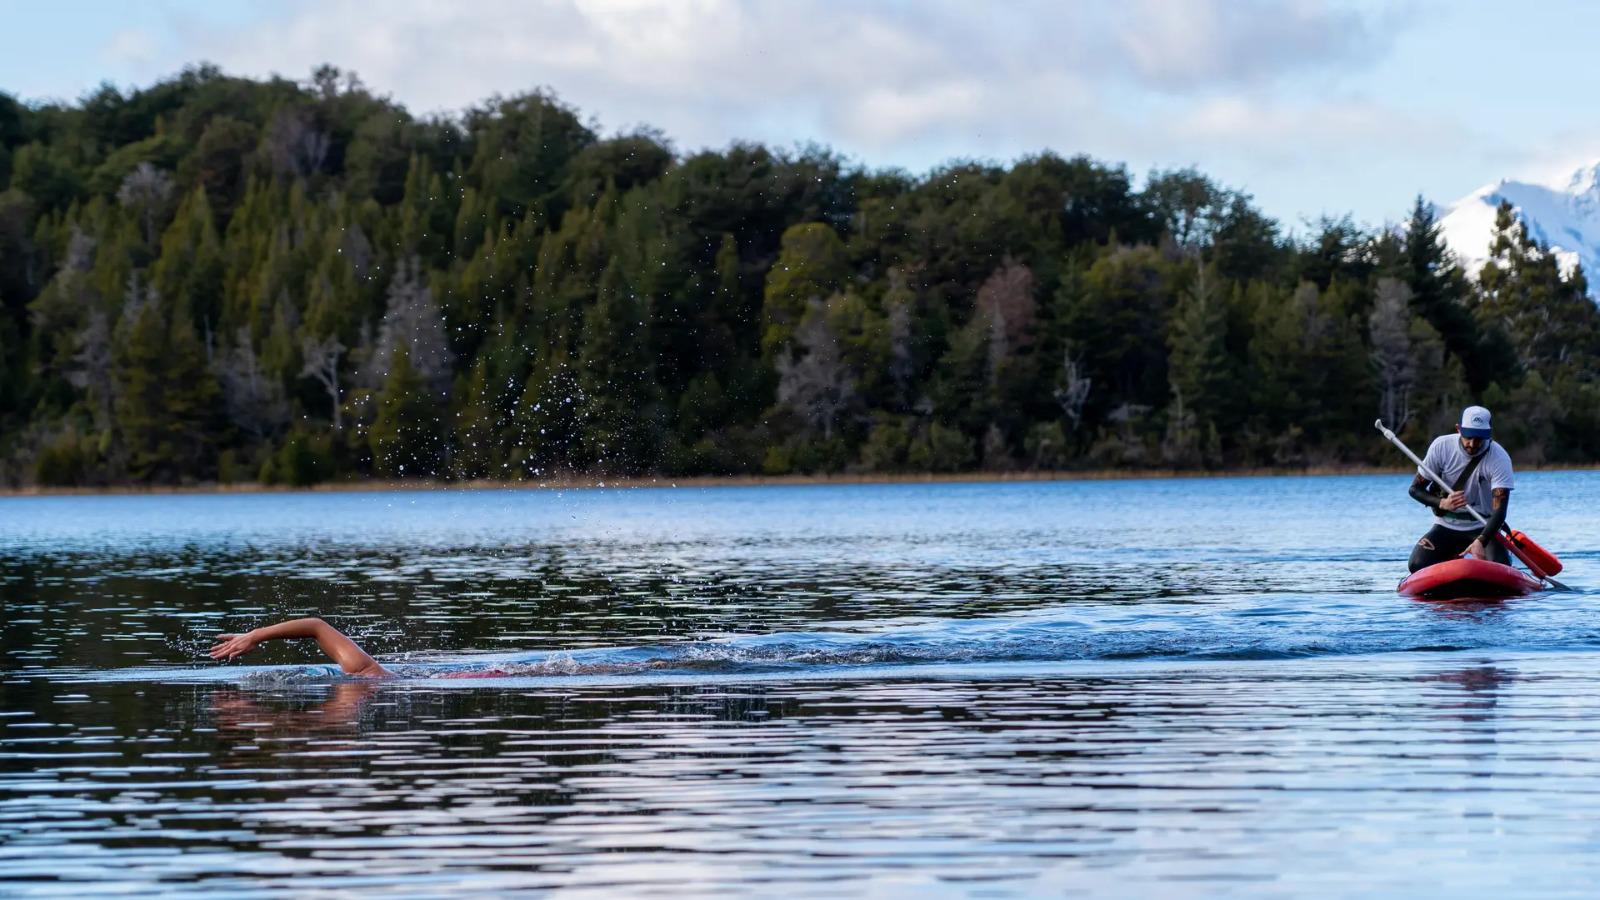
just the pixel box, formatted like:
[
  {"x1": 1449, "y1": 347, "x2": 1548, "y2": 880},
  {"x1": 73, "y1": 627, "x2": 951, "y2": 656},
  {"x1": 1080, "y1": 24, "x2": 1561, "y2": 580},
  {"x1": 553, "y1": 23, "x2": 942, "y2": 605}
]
[
  {"x1": 1500, "y1": 529, "x2": 1564, "y2": 576},
  {"x1": 1397, "y1": 557, "x2": 1543, "y2": 600}
]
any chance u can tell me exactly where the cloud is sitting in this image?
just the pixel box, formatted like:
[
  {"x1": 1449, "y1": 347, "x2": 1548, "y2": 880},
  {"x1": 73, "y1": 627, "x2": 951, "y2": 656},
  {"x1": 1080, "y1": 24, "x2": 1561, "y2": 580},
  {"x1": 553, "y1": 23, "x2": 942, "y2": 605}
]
[
  {"x1": 1111, "y1": 0, "x2": 1388, "y2": 89},
  {"x1": 1510, "y1": 129, "x2": 1600, "y2": 191},
  {"x1": 76, "y1": 0, "x2": 1433, "y2": 223},
  {"x1": 144, "y1": 0, "x2": 1404, "y2": 145},
  {"x1": 1170, "y1": 94, "x2": 1466, "y2": 153},
  {"x1": 837, "y1": 82, "x2": 987, "y2": 147},
  {"x1": 102, "y1": 27, "x2": 160, "y2": 70}
]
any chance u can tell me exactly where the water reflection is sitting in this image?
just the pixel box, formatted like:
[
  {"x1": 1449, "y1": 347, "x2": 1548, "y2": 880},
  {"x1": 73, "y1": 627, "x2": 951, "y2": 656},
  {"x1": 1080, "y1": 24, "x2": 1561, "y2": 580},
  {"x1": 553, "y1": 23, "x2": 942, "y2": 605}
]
[
  {"x1": 208, "y1": 682, "x2": 378, "y2": 743},
  {"x1": 5, "y1": 479, "x2": 1600, "y2": 893},
  {"x1": 1423, "y1": 664, "x2": 1515, "y2": 696},
  {"x1": 8, "y1": 657, "x2": 1600, "y2": 894}
]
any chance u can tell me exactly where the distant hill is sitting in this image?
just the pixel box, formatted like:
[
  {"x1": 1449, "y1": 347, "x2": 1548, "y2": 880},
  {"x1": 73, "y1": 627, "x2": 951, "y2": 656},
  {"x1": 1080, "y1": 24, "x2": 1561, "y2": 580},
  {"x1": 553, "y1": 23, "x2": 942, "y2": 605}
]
[
  {"x1": 6, "y1": 66, "x2": 1600, "y2": 486},
  {"x1": 1438, "y1": 162, "x2": 1600, "y2": 295}
]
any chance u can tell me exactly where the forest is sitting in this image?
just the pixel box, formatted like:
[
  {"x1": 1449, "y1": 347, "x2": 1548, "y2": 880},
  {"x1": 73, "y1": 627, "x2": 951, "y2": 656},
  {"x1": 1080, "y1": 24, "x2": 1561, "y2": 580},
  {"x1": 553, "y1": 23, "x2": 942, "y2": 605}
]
[{"x1": 2, "y1": 64, "x2": 1598, "y2": 488}]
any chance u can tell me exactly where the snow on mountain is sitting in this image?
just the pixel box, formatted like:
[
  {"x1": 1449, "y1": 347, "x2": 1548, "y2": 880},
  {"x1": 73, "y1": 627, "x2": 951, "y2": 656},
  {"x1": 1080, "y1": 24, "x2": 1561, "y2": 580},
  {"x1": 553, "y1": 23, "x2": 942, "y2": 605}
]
[{"x1": 1437, "y1": 161, "x2": 1600, "y2": 294}]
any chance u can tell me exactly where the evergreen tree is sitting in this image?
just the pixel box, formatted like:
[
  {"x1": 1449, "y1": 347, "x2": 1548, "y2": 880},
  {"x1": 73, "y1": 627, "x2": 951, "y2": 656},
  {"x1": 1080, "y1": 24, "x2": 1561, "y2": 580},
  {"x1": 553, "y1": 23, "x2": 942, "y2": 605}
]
[
  {"x1": 451, "y1": 357, "x2": 498, "y2": 480},
  {"x1": 111, "y1": 294, "x2": 219, "y2": 481},
  {"x1": 763, "y1": 222, "x2": 848, "y2": 356},
  {"x1": 149, "y1": 186, "x2": 223, "y2": 327},
  {"x1": 1479, "y1": 200, "x2": 1600, "y2": 377},
  {"x1": 368, "y1": 345, "x2": 439, "y2": 477},
  {"x1": 1398, "y1": 195, "x2": 1513, "y2": 391},
  {"x1": 1165, "y1": 266, "x2": 1230, "y2": 461},
  {"x1": 1056, "y1": 244, "x2": 1173, "y2": 428},
  {"x1": 577, "y1": 261, "x2": 659, "y2": 471},
  {"x1": 7, "y1": 65, "x2": 1600, "y2": 486},
  {"x1": 1246, "y1": 281, "x2": 1369, "y2": 462}
]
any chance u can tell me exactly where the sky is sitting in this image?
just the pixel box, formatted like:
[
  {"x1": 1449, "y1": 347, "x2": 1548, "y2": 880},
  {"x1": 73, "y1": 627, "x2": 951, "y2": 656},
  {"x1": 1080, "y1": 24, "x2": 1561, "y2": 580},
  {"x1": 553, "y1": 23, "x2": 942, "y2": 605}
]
[{"x1": 4, "y1": 0, "x2": 1599, "y2": 233}]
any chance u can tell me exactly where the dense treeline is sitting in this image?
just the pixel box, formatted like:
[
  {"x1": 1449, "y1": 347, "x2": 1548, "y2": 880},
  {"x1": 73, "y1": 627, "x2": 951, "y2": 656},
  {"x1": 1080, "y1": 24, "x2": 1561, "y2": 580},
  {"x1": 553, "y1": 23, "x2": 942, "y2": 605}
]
[{"x1": 2, "y1": 65, "x2": 1599, "y2": 487}]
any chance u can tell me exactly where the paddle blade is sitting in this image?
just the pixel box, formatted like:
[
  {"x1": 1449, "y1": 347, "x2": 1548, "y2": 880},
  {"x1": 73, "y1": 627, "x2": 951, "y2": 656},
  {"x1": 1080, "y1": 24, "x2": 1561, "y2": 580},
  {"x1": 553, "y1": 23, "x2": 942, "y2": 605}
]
[{"x1": 1506, "y1": 529, "x2": 1563, "y2": 575}]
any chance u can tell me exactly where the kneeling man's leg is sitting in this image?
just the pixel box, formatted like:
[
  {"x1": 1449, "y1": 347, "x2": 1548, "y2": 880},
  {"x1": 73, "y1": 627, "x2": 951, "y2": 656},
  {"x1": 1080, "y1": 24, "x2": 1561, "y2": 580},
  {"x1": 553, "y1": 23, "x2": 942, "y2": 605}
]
[{"x1": 1408, "y1": 526, "x2": 1475, "y2": 573}]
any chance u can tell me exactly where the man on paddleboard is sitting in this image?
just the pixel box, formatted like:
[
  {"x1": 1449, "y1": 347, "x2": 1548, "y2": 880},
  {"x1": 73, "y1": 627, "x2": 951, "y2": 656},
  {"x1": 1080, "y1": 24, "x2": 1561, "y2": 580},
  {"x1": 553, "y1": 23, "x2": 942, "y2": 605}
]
[{"x1": 1406, "y1": 405, "x2": 1513, "y2": 572}]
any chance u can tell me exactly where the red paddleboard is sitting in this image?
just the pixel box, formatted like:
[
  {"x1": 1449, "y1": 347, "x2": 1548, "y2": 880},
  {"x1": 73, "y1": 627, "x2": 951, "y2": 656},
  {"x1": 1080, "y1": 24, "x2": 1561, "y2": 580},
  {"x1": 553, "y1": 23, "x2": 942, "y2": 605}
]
[{"x1": 1397, "y1": 558, "x2": 1543, "y2": 600}]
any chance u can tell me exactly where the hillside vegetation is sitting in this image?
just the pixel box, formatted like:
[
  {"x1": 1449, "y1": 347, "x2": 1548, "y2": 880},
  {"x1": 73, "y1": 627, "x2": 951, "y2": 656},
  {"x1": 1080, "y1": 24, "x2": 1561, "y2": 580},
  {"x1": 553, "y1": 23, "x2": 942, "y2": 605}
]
[{"x1": 2, "y1": 65, "x2": 1597, "y2": 487}]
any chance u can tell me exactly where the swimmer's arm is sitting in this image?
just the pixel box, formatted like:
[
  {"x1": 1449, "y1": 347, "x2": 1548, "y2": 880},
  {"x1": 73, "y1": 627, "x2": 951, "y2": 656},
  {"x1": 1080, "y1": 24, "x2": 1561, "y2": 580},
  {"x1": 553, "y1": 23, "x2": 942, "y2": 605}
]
[{"x1": 210, "y1": 618, "x2": 390, "y2": 677}]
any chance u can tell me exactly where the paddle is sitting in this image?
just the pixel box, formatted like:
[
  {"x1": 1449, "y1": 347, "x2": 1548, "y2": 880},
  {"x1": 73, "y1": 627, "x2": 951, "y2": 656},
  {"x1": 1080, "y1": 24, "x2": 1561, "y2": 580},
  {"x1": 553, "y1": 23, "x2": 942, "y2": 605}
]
[{"x1": 1374, "y1": 419, "x2": 1571, "y2": 591}]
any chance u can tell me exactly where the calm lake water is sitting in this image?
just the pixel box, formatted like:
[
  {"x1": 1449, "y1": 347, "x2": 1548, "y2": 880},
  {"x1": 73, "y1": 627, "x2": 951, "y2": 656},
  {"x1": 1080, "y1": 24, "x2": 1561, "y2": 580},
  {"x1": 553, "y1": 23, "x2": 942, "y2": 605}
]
[{"x1": 3, "y1": 474, "x2": 1599, "y2": 896}]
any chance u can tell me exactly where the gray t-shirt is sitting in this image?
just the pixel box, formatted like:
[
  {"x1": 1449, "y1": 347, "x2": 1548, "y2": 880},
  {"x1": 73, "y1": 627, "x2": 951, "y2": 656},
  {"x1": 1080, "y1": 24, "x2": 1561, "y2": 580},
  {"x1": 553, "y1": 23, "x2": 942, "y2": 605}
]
[{"x1": 1420, "y1": 435, "x2": 1515, "y2": 531}]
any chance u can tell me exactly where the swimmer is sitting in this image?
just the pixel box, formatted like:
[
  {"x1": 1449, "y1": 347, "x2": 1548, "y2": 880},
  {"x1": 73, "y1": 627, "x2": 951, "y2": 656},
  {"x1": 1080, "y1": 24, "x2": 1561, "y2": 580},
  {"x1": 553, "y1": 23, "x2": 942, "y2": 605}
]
[
  {"x1": 210, "y1": 618, "x2": 392, "y2": 677},
  {"x1": 210, "y1": 618, "x2": 645, "y2": 679},
  {"x1": 209, "y1": 618, "x2": 525, "y2": 678}
]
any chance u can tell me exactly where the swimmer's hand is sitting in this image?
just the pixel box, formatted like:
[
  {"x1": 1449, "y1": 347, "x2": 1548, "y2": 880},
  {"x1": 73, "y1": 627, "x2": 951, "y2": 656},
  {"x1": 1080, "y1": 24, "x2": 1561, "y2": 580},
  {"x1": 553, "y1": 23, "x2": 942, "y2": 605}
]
[
  {"x1": 210, "y1": 631, "x2": 261, "y2": 661},
  {"x1": 208, "y1": 618, "x2": 390, "y2": 677}
]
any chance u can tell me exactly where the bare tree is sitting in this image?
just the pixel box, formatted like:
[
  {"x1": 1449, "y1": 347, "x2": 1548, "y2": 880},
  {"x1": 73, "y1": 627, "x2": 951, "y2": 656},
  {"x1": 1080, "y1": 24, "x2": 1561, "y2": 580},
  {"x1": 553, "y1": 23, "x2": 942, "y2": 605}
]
[
  {"x1": 1096, "y1": 402, "x2": 1153, "y2": 466},
  {"x1": 1054, "y1": 352, "x2": 1092, "y2": 431},
  {"x1": 1292, "y1": 280, "x2": 1333, "y2": 345},
  {"x1": 361, "y1": 257, "x2": 455, "y2": 397},
  {"x1": 67, "y1": 311, "x2": 113, "y2": 430},
  {"x1": 64, "y1": 225, "x2": 96, "y2": 273},
  {"x1": 339, "y1": 223, "x2": 374, "y2": 279},
  {"x1": 264, "y1": 107, "x2": 330, "y2": 180},
  {"x1": 1161, "y1": 388, "x2": 1199, "y2": 466},
  {"x1": 300, "y1": 333, "x2": 346, "y2": 431},
  {"x1": 1369, "y1": 277, "x2": 1415, "y2": 429},
  {"x1": 1144, "y1": 169, "x2": 1228, "y2": 251},
  {"x1": 777, "y1": 300, "x2": 856, "y2": 439},
  {"x1": 982, "y1": 422, "x2": 1014, "y2": 470},
  {"x1": 884, "y1": 271, "x2": 916, "y2": 405},
  {"x1": 975, "y1": 259, "x2": 1036, "y2": 386},
  {"x1": 116, "y1": 164, "x2": 176, "y2": 245},
  {"x1": 29, "y1": 227, "x2": 98, "y2": 370},
  {"x1": 310, "y1": 64, "x2": 364, "y2": 101},
  {"x1": 115, "y1": 271, "x2": 152, "y2": 337},
  {"x1": 214, "y1": 327, "x2": 290, "y2": 440}
]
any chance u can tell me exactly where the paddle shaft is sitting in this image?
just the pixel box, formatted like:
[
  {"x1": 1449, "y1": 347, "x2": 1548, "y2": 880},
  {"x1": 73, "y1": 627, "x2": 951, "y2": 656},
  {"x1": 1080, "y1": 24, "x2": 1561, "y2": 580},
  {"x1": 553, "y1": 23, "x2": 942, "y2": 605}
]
[
  {"x1": 1374, "y1": 420, "x2": 1489, "y2": 522},
  {"x1": 1373, "y1": 419, "x2": 1568, "y2": 588}
]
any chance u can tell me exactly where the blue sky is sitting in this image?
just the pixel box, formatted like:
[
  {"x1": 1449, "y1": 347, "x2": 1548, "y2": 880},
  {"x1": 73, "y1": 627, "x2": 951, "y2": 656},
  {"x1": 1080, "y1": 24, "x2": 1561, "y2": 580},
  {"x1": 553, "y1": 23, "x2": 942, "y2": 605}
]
[{"x1": 4, "y1": 1, "x2": 1598, "y2": 233}]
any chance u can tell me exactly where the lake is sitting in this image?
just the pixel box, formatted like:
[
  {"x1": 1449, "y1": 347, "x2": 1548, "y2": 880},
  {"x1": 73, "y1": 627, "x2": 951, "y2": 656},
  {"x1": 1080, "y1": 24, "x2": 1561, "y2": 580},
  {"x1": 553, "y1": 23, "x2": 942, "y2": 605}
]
[{"x1": 3, "y1": 474, "x2": 1599, "y2": 895}]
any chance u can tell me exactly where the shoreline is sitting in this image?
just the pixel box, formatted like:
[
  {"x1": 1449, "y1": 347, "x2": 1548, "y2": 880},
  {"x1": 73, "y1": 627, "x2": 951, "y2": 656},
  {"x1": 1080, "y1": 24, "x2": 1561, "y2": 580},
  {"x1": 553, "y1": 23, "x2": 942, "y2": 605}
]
[{"x1": 5, "y1": 463, "x2": 1600, "y2": 498}]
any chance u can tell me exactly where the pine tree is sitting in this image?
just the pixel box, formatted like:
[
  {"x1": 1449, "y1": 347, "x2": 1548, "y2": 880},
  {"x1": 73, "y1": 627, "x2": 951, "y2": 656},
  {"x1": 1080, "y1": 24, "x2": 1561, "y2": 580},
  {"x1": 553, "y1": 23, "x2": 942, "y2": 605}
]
[
  {"x1": 10, "y1": 67, "x2": 1600, "y2": 485},
  {"x1": 1055, "y1": 244, "x2": 1173, "y2": 429},
  {"x1": 149, "y1": 186, "x2": 223, "y2": 327},
  {"x1": 763, "y1": 222, "x2": 847, "y2": 357},
  {"x1": 111, "y1": 294, "x2": 220, "y2": 481},
  {"x1": 577, "y1": 261, "x2": 658, "y2": 471},
  {"x1": 1247, "y1": 281, "x2": 1368, "y2": 461},
  {"x1": 709, "y1": 232, "x2": 747, "y2": 364},
  {"x1": 929, "y1": 303, "x2": 990, "y2": 437},
  {"x1": 1398, "y1": 195, "x2": 1511, "y2": 391},
  {"x1": 451, "y1": 357, "x2": 498, "y2": 479},
  {"x1": 368, "y1": 345, "x2": 439, "y2": 478},
  {"x1": 1479, "y1": 200, "x2": 1600, "y2": 377},
  {"x1": 1166, "y1": 266, "x2": 1231, "y2": 448}
]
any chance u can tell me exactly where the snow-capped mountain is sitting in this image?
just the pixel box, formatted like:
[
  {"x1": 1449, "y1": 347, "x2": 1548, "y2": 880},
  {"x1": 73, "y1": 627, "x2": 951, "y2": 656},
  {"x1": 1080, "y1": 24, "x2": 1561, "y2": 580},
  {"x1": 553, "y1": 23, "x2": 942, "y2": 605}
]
[{"x1": 1437, "y1": 161, "x2": 1600, "y2": 293}]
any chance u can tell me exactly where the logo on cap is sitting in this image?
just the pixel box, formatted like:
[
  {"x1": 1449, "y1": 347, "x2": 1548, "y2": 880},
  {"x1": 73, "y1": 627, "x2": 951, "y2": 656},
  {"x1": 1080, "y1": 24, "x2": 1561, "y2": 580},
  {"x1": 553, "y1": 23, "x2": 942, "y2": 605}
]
[{"x1": 1460, "y1": 405, "x2": 1492, "y2": 437}]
